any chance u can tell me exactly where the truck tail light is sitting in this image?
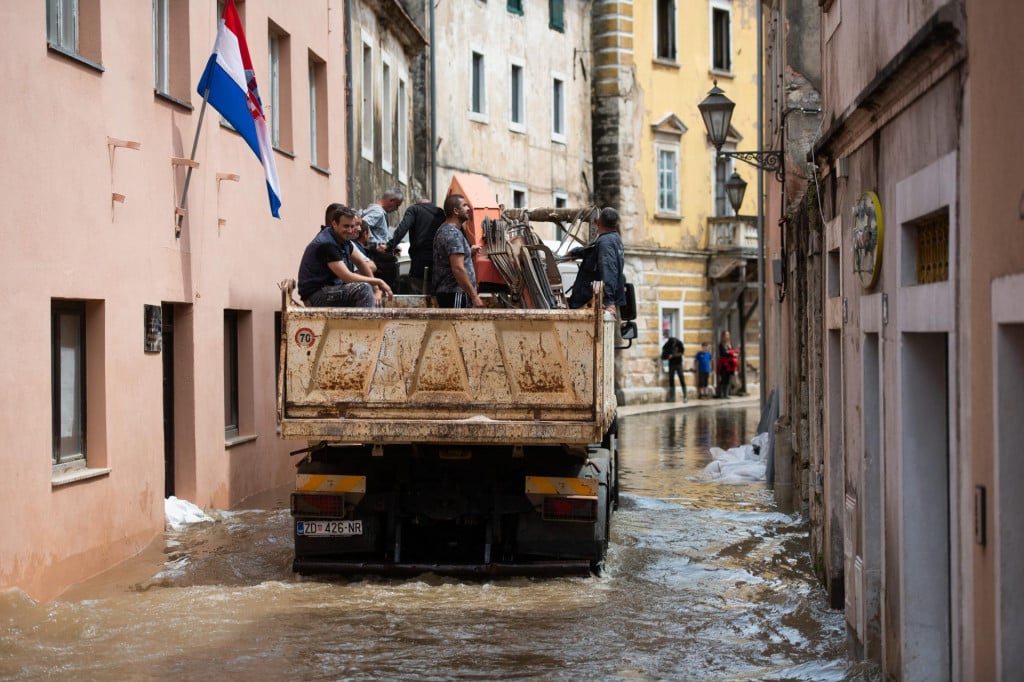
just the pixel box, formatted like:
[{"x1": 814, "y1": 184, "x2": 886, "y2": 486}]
[
  {"x1": 291, "y1": 493, "x2": 347, "y2": 517},
  {"x1": 542, "y1": 496, "x2": 597, "y2": 523}
]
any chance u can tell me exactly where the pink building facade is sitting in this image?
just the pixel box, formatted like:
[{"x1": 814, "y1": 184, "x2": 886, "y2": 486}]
[{"x1": 0, "y1": 1, "x2": 421, "y2": 602}]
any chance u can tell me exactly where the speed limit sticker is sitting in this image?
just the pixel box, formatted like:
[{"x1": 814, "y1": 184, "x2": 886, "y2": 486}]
[{"x1": 294, "y1": 327, "x2": 317, "y2": 348}]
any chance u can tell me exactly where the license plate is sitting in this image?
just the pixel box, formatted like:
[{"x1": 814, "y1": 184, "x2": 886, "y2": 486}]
[{"x1": 296, "y1": 520, "x2": 363, "y2": 537}]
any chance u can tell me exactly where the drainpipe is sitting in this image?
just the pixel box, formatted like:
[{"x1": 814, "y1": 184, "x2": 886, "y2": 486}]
[
  {"x1": 429, "y1": 0, "x2": 438, "y2": 203},
  {"x1": 344, "y1": 0, "x2": 355, "y2": 204},
  {"x1": 756, "y1": 0, "x2": 766, "y2": 410}
]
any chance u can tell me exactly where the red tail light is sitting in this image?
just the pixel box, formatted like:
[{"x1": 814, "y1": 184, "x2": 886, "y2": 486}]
[
  {"x1": 542, "y1": 496, "x2": 597, "y2": 522},
  {"x1": 291, "y1": 493, "x2": 347, "y2": 517}
]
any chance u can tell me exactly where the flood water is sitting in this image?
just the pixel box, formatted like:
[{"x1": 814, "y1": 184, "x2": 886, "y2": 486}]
[{"x1": 1, "y1": 404, "x2": 880, "y2": 681}]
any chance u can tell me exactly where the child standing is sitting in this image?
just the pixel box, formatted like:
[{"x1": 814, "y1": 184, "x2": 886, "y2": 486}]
[{"x1": 695, "y1": 342, "x2": 712, "y2": 398}]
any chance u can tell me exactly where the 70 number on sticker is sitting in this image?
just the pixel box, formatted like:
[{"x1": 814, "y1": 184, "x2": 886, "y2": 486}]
[{"x1": 294, "y1": 327, "x2": 317, "y2": 348}]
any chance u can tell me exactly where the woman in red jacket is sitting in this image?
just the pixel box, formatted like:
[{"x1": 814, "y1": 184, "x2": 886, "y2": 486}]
[{"x1": 716, "y1": 330, "x2": 740, "y2": 398}]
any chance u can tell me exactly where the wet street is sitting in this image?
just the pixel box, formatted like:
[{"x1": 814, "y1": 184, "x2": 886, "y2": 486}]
[{"x1": 1, "y1": 404, "x2": 878, "y2": 681}]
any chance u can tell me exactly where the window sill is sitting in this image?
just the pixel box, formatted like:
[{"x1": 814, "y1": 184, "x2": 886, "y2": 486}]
[
  {"x1": 273, "y1": 146, "x2": 296, "y2": 159},
  {"x1": 653, "y1": 58, "x2": 680, "y2": 69},
  {"x1": 709, "y1": 68, "x2": 735, "y2": 80},
  {"x1": 52, "y1": 466, "x2": 112, "y2": 488},
  {"x1": 551, "y1": 134, "x2": 567, "y2": 146},
  {"x1": 155, "y1": 90, "x2": 194, "y2": 112},
  {"x1": 311, "y1": 164, "x2": 331, "y2": 177},
  {"x1": 509, "y1": 124, "x2": 526, "y2": 135},
  {"x1": 655, "y1": 211, "x2": 682, "y2": 221},
  {"x1": 47, "y1": 43, "x2": 105, "y2": 73},
  {"x1": 225, "y1": 434, "x2": 258, "y2": 448},
  {"x1": 468, "y1": 112, "x2": 490, "y2": 125}
]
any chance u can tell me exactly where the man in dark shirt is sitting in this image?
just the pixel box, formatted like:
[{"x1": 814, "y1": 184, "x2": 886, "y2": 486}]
[
  {"x1": 387, "y1": 196, "x2": 445, "y2": 294},
  {"x1": 297, "y1": 204, "x2": 393, "y2": 307},
  {"x1": 567, "y1": 207, "x2": 626, "y2": 312},
  {"x1": 432, "y1": 194, "x2": 483, "y2": 308},
  {"x1": 661, "y1": 336, "x2": 687, "y2": 402}
]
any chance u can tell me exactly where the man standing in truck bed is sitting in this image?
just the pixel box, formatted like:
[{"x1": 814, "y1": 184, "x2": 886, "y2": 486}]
[
  {"x1": 432, "y1": 194, "x2": 483, "y2": 308},
  {"x1": 387, "y1": 196, "x2": 445, "y2": 294},
  {"x1": 567, "y1": 207, "x2": 626, "y2": 313}
]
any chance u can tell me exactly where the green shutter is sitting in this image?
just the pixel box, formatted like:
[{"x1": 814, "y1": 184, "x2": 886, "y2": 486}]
[{"x1": 549, "y1": 0, "x2": 564, "y2": 31}]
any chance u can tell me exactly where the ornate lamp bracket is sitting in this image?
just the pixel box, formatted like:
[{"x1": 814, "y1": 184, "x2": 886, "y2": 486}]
[{"x1": 717, "y1": 150, "x2": 785, "y2": 182}]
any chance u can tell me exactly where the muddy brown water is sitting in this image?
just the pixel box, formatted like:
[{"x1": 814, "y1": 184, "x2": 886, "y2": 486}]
[{"x1": 1, "y1": 404, "x2": 880, "y2": 681}]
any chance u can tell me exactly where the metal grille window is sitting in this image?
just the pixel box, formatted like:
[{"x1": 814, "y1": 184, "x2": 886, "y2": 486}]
[
  {"x1": 52, "y1": 301, "x2": 86, "y2": 466},
  {"x1": 915, "y1": 212, "x2": 949, "y2": 284}
]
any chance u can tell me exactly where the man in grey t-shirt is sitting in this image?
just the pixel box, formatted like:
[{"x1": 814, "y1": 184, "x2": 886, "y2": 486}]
[{"x1": 432, "y1": 194, "x2": 483, "y2": 308}]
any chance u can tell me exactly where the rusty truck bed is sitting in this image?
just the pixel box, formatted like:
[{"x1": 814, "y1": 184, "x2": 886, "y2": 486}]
[{"x1": 278, "y1": 299, "x2": 617, "y2": 445}]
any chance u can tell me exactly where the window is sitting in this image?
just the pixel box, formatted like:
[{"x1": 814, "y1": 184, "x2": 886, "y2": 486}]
[
  {"x1": 153, "y1": 0, "x2": 190, "y2": 102},
  {"x1": 309, "y1": 51, "x2": 328, "y2": 169},
  {"x1": 382, "y1": 54, "x2": 393, "y2": 173},
  {"x1": 268, "y1": 24, "x2": 292, "y2": 151},
  {"x1": 656, "y1": 144, "x2": 680, "y2": 214},
  {"x1": 507, "y1": 0, "x2": 523, "y2": 15},
  {"x1": 47, "y1": 0, "x2": 102, "y2": 66},
  {"x1": 714, "y1": 156, "x2": 734, "y2": 216},
  {"x1": 223, "y1": 309, "x2": 253, "y2": 443},
  {"x1": 397, "y1": 76, "x2": 408, "y2": 182},
  {"x1": 554, "y1": 191, "x2": 568, "y2": 239},
  {"x1": 656, "y1": 0, "x2": 676, "y2": 61},
  {"x1": 224, "y1": 310, "x2": 239, "y2": 439},
  {"x1": 552, "y1": 76, "x2": 566, "y2": 142},
  {"x1": 711, "y1": 2, "x2": 732, "y2": 72},
  {"x1": 549, "y1": 0, "x2": 565, "y2": 31},
  {"x1": 361, "y1": 36, "x2": 374, "y2": 159},
  {"x1": 471, "y1": 51, "x2": 487, "y2": 118},
  {"x1": 52, "y1": 301, "x2": 86, "y2": 466},
  {"x1": 511, "y1": 183, "x2": 528, "y2": 209},
  {"x1": 510, "y1": 62, "x2": 525, "y2": 131}
]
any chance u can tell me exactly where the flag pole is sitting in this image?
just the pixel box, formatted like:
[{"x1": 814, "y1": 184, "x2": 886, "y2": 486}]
[{"x1": 175, "y1": 87, "x2": 211, "y2": 238}]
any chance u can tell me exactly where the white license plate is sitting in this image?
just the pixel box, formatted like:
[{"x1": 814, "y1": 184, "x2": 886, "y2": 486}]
[{"x1": 296, "y1": 520, "x2": 363, "y2": 537}]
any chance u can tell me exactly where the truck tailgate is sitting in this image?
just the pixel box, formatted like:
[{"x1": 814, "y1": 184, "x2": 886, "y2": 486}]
[{"x1": 279, "y1": 304, "x2": 617, "y2": 445}]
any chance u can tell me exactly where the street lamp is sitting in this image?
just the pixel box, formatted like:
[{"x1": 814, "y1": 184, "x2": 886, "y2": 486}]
[
  {"x1": 698, "y1": 82, "x2": 784, "y2": 181},
  {"x1": 725, "y1": 171, "x2": 747, "y2": 215}
]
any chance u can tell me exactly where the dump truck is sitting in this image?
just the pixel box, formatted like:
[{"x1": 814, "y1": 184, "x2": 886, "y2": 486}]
[{"x1": 277, "y1": 175, "x2": 635, "y2": 576}]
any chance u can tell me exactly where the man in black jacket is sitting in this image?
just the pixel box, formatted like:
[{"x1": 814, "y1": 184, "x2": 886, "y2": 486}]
[
  {"x1": 661, "y1": 336, "x2": 687, "y2": 402},
  {"x1": 567, "y1": 207, "x2": 626, "y2": 312},
  {"x1": 387, "y1": 196, "x2": 446, "y2": 294}
]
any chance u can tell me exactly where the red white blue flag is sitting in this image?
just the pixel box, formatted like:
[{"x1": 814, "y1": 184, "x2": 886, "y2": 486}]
[{"x1": 197, "y1": 0, "x2": 281, "y2": 218}]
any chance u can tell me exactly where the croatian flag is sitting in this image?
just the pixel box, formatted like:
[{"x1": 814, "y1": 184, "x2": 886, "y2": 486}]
[{"x1": 197, "y1": 0, "x2": 281, "y2": 218}]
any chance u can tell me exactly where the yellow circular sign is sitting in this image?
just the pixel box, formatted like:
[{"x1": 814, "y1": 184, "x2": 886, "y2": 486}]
[{"x1": 852, "y1": 191, "x2": 884, "y2": 289}]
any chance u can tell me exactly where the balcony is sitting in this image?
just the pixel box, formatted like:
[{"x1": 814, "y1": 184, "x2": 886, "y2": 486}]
[{"x1": 707, "y1": 216, "x2": 758, "y2": 255}]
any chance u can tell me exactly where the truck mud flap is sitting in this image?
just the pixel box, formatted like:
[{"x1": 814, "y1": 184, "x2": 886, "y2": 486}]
[{"x1": 292, "y1": 559, "x2": 593, "y2": 578}]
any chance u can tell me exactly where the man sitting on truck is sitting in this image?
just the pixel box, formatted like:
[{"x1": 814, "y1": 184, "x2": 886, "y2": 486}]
[
  {"x1": 567, "y1": 207, "x2": 626, "y2": 313},
  {"x1": 297, "y1": 204, "x2": 393, "y2": 307},
  {"x1": 432, "y1": 194, "x2": 483, "y2": 308}
]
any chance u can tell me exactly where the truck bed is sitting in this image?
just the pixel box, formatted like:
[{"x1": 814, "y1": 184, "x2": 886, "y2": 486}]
[{"x1": 278, "y1": 298, "x2": 617, "y2": 446}]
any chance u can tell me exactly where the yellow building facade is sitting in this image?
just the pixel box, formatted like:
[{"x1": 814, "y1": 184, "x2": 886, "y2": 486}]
[{"x1": 593, "y1": 0, "x2": 760, "y2": 404}]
